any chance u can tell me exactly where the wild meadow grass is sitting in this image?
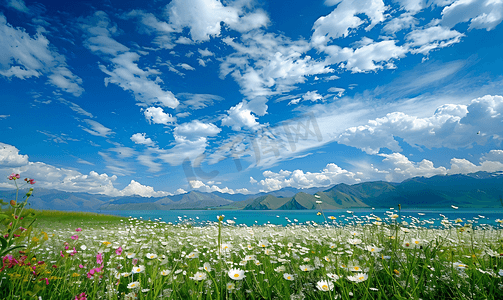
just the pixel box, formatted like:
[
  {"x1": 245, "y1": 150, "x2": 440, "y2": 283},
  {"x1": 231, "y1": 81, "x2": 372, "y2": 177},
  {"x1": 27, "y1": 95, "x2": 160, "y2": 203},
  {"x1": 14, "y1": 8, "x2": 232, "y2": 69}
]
[
  {"x1": 1, "y1": 175, "x2": 503, "y2": 299},
  {"x1": 1, "y1": 209, "x2": 503, "y2": 300}
]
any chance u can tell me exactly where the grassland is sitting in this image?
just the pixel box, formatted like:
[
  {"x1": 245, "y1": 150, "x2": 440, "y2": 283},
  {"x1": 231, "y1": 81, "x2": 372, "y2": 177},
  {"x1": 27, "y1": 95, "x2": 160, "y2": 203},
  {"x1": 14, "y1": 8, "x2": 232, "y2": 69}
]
[{"x1": 1, "y1": 206, "x2": 503, "y2": 300}]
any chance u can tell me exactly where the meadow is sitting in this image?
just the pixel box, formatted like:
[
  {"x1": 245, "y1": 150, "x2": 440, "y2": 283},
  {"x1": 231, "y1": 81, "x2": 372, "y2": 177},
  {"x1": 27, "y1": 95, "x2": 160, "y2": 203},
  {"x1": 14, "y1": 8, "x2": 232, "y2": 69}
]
[{"x1": 1, "y1": 178, "x2": 503, "y2": 299}]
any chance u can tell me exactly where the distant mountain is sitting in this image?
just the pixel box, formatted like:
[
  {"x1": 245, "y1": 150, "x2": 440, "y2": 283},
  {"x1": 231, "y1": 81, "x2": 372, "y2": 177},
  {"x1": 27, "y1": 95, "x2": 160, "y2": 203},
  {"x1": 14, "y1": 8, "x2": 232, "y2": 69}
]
[
  {"x1": 1, "y1": 171, "x2": 502, "y2": 211},
  {"x1": 0, "y1": 188, "x2": 110, "y2": 211},
  {"x1": 239, "y1": 171, "x2": 503, "y2": 210},
  {"x1": 101, "y1": 191, "x2": 233, "y2": 210}
]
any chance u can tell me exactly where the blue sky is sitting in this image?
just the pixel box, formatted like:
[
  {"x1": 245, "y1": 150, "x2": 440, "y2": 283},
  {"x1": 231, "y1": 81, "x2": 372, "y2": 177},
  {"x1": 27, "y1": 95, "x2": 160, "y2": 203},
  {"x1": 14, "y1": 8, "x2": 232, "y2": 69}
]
[{"x1": 1, "y1": 0, "x2": 503, "y2": 197}]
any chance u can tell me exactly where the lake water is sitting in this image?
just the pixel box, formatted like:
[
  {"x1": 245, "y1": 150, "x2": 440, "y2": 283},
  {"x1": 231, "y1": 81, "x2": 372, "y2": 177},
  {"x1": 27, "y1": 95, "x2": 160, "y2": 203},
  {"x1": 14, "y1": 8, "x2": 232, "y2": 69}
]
[{"x1": 104, "y1": 208, "x2": 503, "y2": 227}]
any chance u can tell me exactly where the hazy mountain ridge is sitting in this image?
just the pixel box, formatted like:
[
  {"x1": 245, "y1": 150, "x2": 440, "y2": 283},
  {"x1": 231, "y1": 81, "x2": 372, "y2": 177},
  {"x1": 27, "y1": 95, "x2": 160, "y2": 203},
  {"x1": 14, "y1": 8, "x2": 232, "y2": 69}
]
[{"x1": 1, "y1": 172, "x2": 502, "y2": 211}]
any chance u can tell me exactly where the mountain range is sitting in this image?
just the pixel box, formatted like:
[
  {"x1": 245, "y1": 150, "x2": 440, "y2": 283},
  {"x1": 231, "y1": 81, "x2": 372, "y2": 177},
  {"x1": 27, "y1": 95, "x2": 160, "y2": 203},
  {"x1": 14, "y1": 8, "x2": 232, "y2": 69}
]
[{"x1": 1, "y1": 171, "x2": 502, "y2": 211}]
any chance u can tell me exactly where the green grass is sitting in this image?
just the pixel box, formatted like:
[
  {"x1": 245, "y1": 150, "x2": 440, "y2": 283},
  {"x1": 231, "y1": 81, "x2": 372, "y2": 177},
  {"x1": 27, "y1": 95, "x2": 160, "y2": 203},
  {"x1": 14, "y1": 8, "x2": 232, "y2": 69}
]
[{"x1": 33, "y1": 209, "x2": 123, "y2": 228}]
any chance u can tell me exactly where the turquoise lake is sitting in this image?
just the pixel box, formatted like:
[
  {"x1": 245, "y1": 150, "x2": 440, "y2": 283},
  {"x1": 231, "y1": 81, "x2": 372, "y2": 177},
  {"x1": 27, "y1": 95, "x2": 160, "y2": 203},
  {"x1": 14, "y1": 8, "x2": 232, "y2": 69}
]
[{"x1": 104, "y1": 208, "x2": 503, "y2": 227}]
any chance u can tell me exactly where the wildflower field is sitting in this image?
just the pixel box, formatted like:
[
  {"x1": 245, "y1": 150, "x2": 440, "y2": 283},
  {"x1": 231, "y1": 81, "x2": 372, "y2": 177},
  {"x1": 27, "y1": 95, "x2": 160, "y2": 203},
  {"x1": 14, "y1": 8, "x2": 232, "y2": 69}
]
[{"x1": 2, "y1": 176, "x2": 503, "y2": 299}]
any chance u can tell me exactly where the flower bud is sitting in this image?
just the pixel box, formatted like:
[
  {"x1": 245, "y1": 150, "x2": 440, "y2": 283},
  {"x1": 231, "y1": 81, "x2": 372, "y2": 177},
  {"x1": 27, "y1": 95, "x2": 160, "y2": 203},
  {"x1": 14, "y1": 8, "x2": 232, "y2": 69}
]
[{"x1": 10, "y1": 200, "x2": 16, "y2": 206}]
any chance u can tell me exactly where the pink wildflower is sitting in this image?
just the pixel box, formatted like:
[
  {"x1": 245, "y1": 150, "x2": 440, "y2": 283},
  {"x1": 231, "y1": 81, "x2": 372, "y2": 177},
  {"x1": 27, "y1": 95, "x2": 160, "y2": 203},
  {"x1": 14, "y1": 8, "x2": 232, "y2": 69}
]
[
  {"x1": 115, "y1": 247, "x2": 122, "y2": 256},
  {"x1": 75, "y1": 228, "x2": 82, "y2": 232},
  {"x1": 71, "y1": 235, "x2": 79, "y2": 240},
  {"x1": 96, "y1": 253, "x2": 103, "y2": 264},
  {"x1": 8, "y1": 173, "x2": 20, "y2": 180}
]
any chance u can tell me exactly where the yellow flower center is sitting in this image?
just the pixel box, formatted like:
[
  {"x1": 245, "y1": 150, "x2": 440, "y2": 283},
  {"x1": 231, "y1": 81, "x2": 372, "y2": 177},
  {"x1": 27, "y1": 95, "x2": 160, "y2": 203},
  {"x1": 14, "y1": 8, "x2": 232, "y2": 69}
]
[
  {"x1": 234, "y1": 273, "x2": 239, "y2": 278},
  {"x1": 322, "y1": 285, "x2": 328, "y2": 289},
  {"x1": 359, "y1": 276, "x2": 364, "y2": 280},
  {"x1": 354, "y1": 267, "x2": 359, "y2": 270}
]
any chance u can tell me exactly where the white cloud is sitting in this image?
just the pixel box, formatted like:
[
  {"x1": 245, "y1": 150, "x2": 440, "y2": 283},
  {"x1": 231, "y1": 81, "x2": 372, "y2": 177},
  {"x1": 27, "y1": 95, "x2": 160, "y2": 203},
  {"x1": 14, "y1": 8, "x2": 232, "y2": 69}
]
[
  {"x1": 393, "y1": 0, "x2": 426, "y2": 13},
  {"x1": 179, "y1": 63, "x2": 195, "y2": 70},
  {"x1": 312, "y1": 0, "x2": 387, "y2": 45},
  {"x1": 80, "y1": 12, "x2": 179, "y2": 108},
  {"x1": 197, "y1": 58, "x2": 207, "y2": 67},
  {"x1": 5, "y1": 0, "x2": 30, "y2": 13},
  {"x1": 303, "y1": 91, "x2": 324, "y2": 102},
  {"x1": 188, "y1": 179, "x2": 244, "y2": 194},
  {"x1": 256, "y1": 163, "x2": 361, "y2": 191},
  {"x1": 255, "y1": 149, "x2": 503, "y2": 191},
  {"x1": 152, "y1": 120, "x2": 221, "y2": 166},
  {"x1": 165, "y1": 0, "x2": 268, "y2": 42},
  {"x1": 174, "y1": 120, "x2": 221, "y2": 141},
  {"x1": 0, "y1": 143, "x2": 29, "y2": 167},
  {"x1": 121, "y1": 180, "x2": 172, "y2": 197},
  {"x1": 331, "y1": 40, "x2": 408, "y2": 72},
  {"x1": 0, "y1": 14, "x2": 84, "y2": 96},
  {"x1": 0, "y1": 115, "x2": 10, "y2": 119},
  {"x1": 79, "y1": 11, "x2": 129, "y2": 57},
  {"x1": 76, "y1": 158, "x2": 94, "y2": 166},
  {"x1": 406, "y1": 26, "x2": 464, "y2": 54},
  {"x1": 176, "y1": 93, "x2": 224, "y2": 110},
  {"x1": 156, "y1": 136, "x2": 209, "y2": 166},
  {"x1": 143, "y1": 107, "x2": 177, "y2": 125},
  {"x1": 221, "y1": 32, "x2": 333, "y2": 98},
  {"x1": 328, "y1": 87, "x2": 345, "y2": 97},
  {"x1": 382, "y1": 13, "x2": 417, "y2": 34},
  {"x1": 58, "y1": 99, "x2": 94, "y2": 118},
  {"x1": 122, "y1": 10, "x2": 176, "y2": 49},
  {"x1": 378, "y1": 152, "x2": 447, "y2": 181},
  {"x1": 198, "y1": 48, "x2": 214, "y2": 57},
  {"x1": 100, "y1": 52, "x2": 179, "y2": 108},
  {"x1": 0, "y1": 144, "x2": 172, "y2": 196},
  {"x1": 441, "y1": 0, "x2": 503, "y2": 31},
  {"x1": 131, "y1": 133, "x2": 155, "y2": 146},
  {"x1": 81, "y1": 119, "x2": 114, "y2": 137},
  {"x1": 221, "y1": 100, "x2": 262, "y2": 131},
  {"x1": 337, "y1": 95, "x2": 503, "y2": 154}
]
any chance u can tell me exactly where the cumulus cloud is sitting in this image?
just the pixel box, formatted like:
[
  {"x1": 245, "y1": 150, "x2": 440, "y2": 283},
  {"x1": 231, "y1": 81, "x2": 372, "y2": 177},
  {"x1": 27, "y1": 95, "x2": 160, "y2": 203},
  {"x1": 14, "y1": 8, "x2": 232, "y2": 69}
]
[
  {"x1": 188, "y1": 179, "x2": 250, "y2": 194},
  {"x1": 131, "y1": 133, "x2": 155, "y2": 146},
  {"x1": 312, "y1": 0, "x2": 387, "y2": 45},
  {"x1": 0, "y1": 143, "x2": 171, "y2": 196},
  {"x1": 198, "y1": 48, "x2": 214, "y2": 57},
  {"x1": 153, "y1": 120, "x2": 221, "y2": 166},
  {"x1": 165, "y1": 0, "x2": 269, "y2": 42},
  {"x1": 0, "y1": 14, "x2": 84, "y2": 96},
  {"x1": 143, "y1": 107, "x2": 177, "y2": 125},
  {"x1": 441, "y1": 0, "x2": 503, "y2": 31},
  {"x1": 121, "y1": 180, "x2": 172, "y2": 197},
  {"x1": 221, "y1": 100, "x2": 262, "y2": 131},
  {"x1": 323, "y1": 40, "x2": 408, "y2": 73},
  {"x1": 0, "y1": 145, "x2": 171, "y2": 196},
  {"x1": 174, "y1": 120, "x2": 221, "y2": 141},
  {"x1": 255, "y1": 163, "x2": 361, "y2": 191},
  {"x1": 337, "y1": 95, "x2": 503, "y2": 154},
  {"x1": 221, "y1": 32, "x2": 333, "y2": 98},
  {"x1": 0, "y1": 143, "x2": 29, "y2": 167},
  {"x1": 254, "y1": 149, "x2": 503, "y2": 191}
]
